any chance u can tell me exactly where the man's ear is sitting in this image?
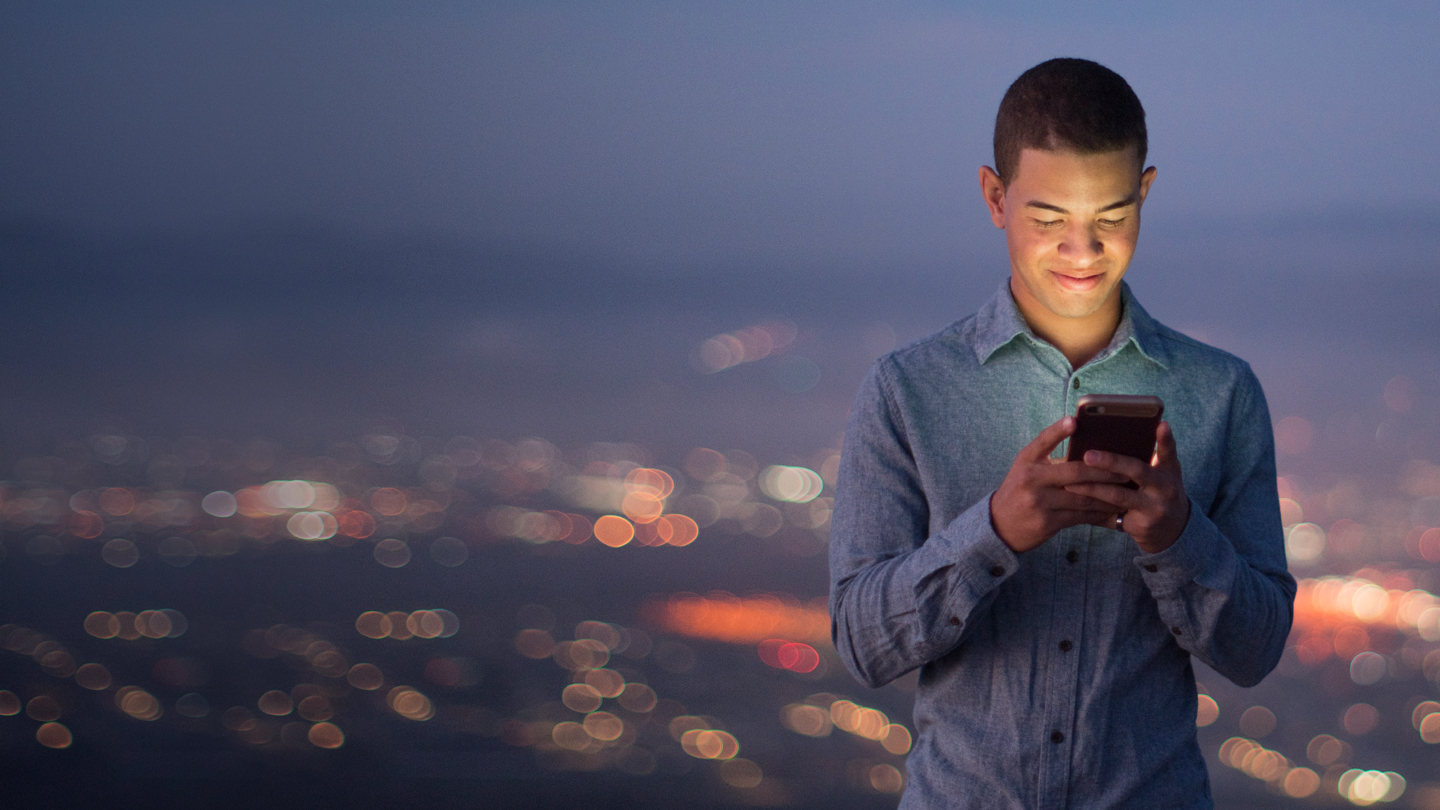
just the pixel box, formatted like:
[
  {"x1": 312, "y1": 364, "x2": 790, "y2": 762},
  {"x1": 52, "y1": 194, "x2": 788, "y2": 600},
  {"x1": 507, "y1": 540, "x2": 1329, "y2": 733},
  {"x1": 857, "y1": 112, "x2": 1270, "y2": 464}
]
[
  {"x1": 979, "y1": 166, "x2": 1007, "y2": 228},
  {"x1": 1138, "y1": 165, "x2": 1157, "y2": 206}
]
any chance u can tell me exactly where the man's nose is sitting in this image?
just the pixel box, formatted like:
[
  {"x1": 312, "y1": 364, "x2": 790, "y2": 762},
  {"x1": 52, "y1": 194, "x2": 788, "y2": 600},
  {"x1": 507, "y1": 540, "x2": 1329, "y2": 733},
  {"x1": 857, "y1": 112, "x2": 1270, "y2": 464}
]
[{"x1": 1057, "y1": 222, "x2": 1103, "y2": 266}]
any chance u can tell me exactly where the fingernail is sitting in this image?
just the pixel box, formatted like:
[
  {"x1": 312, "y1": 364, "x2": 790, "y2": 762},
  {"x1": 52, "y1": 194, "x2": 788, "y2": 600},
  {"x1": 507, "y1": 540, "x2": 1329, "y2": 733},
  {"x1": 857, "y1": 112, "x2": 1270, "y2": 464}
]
[{"x1": 1084, "y1": 451, "x2": 1099, "y2": 464}]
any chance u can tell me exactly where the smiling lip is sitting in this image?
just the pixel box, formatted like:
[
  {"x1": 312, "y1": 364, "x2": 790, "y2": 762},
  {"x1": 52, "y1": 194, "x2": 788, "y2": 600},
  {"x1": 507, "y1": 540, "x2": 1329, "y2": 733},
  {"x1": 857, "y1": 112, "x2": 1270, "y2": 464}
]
[{"x1": 1051, "y1": 271, "x2": 1103, "y2": 292}]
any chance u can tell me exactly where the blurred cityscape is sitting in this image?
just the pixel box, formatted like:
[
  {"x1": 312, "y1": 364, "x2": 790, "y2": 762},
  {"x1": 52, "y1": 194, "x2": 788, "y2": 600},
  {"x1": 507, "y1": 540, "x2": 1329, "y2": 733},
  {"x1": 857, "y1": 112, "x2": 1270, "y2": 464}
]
[{"x1": 2, "y1": 362, "x2": 1439, "y2": 807}]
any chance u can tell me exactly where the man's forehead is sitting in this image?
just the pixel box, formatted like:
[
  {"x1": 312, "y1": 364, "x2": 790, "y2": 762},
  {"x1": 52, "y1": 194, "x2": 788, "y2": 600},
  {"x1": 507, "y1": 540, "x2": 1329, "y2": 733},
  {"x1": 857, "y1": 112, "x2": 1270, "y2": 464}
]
[{"x1": 1008, "y1": 146, "x2": 1143, "y2": 199}]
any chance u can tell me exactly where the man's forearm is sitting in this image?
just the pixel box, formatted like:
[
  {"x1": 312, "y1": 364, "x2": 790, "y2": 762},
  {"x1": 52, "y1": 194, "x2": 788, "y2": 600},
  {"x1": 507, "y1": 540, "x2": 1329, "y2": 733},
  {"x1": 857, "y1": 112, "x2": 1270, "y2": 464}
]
[
  {"x1": 831, "y1": 496, "x2": 1018, "y2": 688},
  {"x1": 1136, "y1": 499, "x2": 1296, "y2": 686}
]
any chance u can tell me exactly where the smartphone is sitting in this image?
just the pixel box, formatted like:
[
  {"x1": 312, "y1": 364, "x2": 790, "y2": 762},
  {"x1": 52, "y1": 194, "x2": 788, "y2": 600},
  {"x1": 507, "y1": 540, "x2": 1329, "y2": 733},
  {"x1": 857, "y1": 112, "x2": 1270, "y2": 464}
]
[{"x1": 1066, "y1": 395, "x2": 1164, "y2": 487}]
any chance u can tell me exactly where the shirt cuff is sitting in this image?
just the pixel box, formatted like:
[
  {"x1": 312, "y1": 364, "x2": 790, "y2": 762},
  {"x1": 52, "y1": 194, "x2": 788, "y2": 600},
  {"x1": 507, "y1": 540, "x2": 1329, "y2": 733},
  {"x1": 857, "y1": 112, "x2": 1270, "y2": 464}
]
[
  {"x1": 1134, "y1": 497, "x2": 1238, "y2": 596},
  {"x1": 929, "y1": 493, "x2": 1020, "y2": 604}
]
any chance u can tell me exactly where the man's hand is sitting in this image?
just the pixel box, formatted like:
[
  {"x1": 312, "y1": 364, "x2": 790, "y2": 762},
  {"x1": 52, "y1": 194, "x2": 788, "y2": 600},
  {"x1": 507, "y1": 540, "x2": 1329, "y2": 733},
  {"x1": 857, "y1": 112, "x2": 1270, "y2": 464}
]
[
  {"x1": 989, "y1": 416, "x2": 1131, "y2": 553},
  {"x1": 1065, "y1": 421, "x2": 1191, "y2": 554}
]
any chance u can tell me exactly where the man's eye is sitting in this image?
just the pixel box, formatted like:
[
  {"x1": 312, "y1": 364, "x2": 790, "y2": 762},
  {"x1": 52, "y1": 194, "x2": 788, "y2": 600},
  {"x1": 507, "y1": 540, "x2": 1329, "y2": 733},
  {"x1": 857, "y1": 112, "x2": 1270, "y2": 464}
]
[
  {"x1": 1098, "y1": 218, "x2": 1125, "y2": 228},
  {"x1": 1033, "y1": 219, "x2": 1062, "y2": 228}
]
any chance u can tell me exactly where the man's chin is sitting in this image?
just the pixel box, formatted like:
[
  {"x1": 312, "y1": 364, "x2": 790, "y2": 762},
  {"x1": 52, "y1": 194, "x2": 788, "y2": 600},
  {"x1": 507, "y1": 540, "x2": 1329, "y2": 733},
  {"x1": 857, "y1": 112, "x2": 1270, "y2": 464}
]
[{"x1": 1041, "y1": 291, "x2": 1112, "y2": 320}]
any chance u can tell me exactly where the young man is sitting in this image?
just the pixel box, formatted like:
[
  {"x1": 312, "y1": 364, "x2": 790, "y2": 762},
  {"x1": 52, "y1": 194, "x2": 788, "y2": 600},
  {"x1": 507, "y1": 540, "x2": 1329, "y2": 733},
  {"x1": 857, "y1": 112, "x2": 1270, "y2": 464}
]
[{"x1": 829, "y1": 59, "x2": 1295, "y2": 809}]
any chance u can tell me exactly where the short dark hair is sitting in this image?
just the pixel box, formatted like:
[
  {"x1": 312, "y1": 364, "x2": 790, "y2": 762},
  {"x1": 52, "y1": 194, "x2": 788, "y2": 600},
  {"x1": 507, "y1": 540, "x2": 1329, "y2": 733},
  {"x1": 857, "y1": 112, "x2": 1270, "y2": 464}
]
[{"x1": 993, "y1": 58, "x2": 1147, "y2": 185}]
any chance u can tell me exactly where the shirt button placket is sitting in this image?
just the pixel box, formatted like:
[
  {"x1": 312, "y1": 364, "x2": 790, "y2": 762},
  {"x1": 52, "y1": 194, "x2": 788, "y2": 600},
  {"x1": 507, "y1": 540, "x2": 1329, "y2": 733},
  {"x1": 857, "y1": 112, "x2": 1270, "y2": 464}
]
[{"x1": 1039, "y1": 533, "x2": 1084, "y2": 809}]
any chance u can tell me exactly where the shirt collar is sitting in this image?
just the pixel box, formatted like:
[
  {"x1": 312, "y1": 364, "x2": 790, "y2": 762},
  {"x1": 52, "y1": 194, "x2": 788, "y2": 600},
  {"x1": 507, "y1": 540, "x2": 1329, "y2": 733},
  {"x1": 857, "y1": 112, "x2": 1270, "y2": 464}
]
[{"x1": 972, "y1": 278, "x2": 1171, "y2": 370}]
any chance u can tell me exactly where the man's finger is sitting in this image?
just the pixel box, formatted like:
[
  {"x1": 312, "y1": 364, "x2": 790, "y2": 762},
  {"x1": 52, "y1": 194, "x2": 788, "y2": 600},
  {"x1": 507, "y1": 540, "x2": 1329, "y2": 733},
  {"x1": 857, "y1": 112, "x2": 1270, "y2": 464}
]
[
  {"x1": 1044, "y1": 490, "x2": 1126, "y2": 513},
  {"x1": 1036, "y1": 461, "x2": 1131, "y2": 487},
  {"x1": 1081, "y1": 449, "x2": 1150, "y2": 484},
  {"x1": 1019, "y1": 416, "x2": 1076, "y2": 463},
  {"x1": 1152, "y1": 421, "x2": 1180, "y2": 468},
  {"x1": 1081, "y1": 512, "x2": 1126, "y2": 529},
  {"x1": 1062, "y1": 482, "x2": 1143, "y2": 512}
]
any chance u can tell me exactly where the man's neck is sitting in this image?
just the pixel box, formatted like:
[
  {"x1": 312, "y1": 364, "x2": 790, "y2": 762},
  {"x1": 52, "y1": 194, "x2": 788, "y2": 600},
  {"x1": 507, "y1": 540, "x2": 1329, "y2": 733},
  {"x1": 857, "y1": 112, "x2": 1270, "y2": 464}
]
[{"x1": 1009, "y1": 278, "x2": 1122, "y2": 370}]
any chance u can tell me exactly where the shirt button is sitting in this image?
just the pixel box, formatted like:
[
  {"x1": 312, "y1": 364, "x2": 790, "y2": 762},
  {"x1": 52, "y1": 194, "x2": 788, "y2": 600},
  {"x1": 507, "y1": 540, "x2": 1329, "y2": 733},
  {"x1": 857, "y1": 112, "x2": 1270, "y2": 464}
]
[
  {"x1": 1072, "y1": 378, "x2": 1080, "y2": 390},
  {"x1": 1058, "y1": 639, "x2": 1073, "y2": 652},
  {"x1": 1143, "y1": 564, "x2": 1158, "y2": 573},
  {"x1": 1066, "y1": 550, "x2": 1079, "y2": 564},
  {"x1": 989, "y1": 565, "x2": 1005, "y2": 577},
  {"x1": 1050, "y1": 730, "x2": 1065, "y2": 743},
  {"x1": 949, "y1": 616, "x2": 961, "y2": 626},
  {"x1": 1171, "y1": 626, "x2": 1182, "y2": 636}
]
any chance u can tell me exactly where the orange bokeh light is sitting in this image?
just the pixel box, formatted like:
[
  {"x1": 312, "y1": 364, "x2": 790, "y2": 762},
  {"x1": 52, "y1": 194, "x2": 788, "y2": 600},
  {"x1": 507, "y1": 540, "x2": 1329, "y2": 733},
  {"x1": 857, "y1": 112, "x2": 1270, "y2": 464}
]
[
  {"x1": 644, "y1": 592, "x2": 829, "y2": 644},
  {"x1": 662, "y1": 514, "x2": 699, "y2": 546},
  {"x1": 36, "y1": 722, "x2": 73, "y2": 749},
  {"x1": 370, "y1": 488, "x2": 407, "y2": 516},
  {"x1": 308, "y1": 721, "x2": 345, "y2": 748},
  {"x1": 69, "y1": 510, "x2": 104, "y2": 539},
  {"x1": 621, "y1": 492, "x2": 665, "y2": 524},
  {"x1": 625, "y1": 468, "x2": 675, "y2": 499},
  {"x1": 338, "y1": 511, "x2": 376, "y2": 539},
  {"x1": 593, "y1": 515, "x2": 635, "y2": 548}
]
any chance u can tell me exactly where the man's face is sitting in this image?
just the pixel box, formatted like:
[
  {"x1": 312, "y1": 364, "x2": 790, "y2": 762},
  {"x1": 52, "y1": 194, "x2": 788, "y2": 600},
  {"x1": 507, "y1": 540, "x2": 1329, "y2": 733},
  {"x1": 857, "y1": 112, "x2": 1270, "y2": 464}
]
[{"x1": 981, "y1": 146, "x2": 1156, "y2": 324}]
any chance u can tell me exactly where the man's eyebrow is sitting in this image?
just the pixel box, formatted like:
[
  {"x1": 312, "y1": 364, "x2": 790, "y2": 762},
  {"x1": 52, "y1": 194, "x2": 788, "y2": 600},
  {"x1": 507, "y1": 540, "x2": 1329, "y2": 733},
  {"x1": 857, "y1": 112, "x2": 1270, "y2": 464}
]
[
  {"x1": 1097, "y1": 194, "x2": 1138, "y2": 213},
  {"x1": 1024, "y1": 194, "x2": 1138, "y2": 215}
]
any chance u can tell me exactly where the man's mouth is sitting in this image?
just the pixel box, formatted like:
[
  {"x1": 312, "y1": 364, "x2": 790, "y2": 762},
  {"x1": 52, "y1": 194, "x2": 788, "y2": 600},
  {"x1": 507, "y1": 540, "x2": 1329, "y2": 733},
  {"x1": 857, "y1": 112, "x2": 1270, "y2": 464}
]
[{"x1": 1051, "y1": 271, "x2": 1103, "y2": 292}]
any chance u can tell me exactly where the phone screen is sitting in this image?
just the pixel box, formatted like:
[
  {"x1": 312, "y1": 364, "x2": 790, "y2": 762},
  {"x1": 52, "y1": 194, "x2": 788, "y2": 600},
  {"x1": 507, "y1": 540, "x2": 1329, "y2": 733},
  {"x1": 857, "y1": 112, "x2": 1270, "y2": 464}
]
[{"x1": 1065, "y1": 395, "x2": 1164, "y2": 487}]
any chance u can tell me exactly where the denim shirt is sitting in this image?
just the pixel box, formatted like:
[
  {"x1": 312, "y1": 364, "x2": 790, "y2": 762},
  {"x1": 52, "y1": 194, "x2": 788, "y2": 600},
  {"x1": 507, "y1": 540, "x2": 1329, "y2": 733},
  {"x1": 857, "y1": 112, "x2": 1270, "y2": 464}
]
[{"x1": 829, "y1": 280, "x2": 1295, "y2": 810}]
